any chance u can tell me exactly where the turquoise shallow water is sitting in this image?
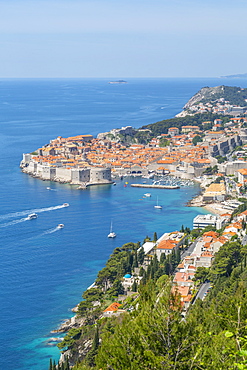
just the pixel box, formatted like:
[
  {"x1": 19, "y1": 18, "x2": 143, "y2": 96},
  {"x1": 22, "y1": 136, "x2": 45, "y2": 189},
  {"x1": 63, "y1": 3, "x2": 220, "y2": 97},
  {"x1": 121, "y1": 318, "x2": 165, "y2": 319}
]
[{"x1": 0, "y1": 77, "x2": 246, "y2": 370}]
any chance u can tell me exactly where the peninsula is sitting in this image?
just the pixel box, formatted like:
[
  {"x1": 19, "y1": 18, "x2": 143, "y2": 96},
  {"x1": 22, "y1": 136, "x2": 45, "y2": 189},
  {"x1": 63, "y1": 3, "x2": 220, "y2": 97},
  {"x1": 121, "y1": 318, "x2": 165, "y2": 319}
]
[{"x1": 40, "y1": 85, "x2": 247, "y2": 369}]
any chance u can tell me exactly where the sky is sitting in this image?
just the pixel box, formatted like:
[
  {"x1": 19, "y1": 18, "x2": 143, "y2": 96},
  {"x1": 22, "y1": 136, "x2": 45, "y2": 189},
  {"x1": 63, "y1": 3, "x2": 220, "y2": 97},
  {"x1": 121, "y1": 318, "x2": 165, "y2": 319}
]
[{"x1": 0, "y1": 0, "x2": 246, "y2": 78}]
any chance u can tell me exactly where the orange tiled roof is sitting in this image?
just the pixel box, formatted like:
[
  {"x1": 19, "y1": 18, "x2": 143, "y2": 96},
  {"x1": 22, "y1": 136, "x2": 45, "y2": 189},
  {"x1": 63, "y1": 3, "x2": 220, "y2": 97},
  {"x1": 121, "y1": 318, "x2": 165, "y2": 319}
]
[
  {"x1": 157, "y1": 239, "x2": 177, "y2": 250},
  {"x1": 203, "y1": 231, "x2": 219, "y2": 238},
  {"x1": 103, "y1": 302, "x2": 121, "y2": 312}
]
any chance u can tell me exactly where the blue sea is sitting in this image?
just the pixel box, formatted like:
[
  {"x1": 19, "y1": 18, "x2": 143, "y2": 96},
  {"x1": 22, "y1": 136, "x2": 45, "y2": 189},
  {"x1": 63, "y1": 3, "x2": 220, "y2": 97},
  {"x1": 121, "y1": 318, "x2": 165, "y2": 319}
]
[{"x1": 1, "y1": 77, "x2": 247, "y2": 370}]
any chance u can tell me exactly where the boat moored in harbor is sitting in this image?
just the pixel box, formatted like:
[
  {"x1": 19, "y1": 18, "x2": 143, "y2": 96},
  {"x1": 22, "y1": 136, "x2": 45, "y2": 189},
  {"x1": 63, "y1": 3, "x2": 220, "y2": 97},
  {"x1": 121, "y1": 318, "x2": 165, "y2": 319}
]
[{"x1": 154, "y1": 197, "x2": 162, "y2": 209}]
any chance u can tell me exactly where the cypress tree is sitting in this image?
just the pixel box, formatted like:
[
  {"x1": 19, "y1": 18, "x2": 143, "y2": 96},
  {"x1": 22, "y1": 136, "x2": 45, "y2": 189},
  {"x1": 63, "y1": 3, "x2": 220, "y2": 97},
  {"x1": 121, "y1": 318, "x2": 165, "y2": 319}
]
[
  {"x1": 132, "y1": 279, "x2": 137, "y2": 292},
  {"x1": 146, "y1": 264, "x2": 151, "y2": 279},
  {"x1": 141, "y1": 270, "x2": 147, "y2": 285},
  {"x1": 160, "y1": 252, "x2": 166, "y2": 264},
  {"x1": 65, "y1": 356, "x2": 70, "y2": 370},
  {"x1": 164, "y1": 259, "x2": 171, "y2": 275},
  {"x1": 153, "y1": 232, "x2": 157, "y2": 242},
  {"x1": 138, "y1": 247, "x2": 145, "y2": 265},
  {"x1": 139, "y1": 266, "x2": 145, "y2": 276},
  {"x1": 86, "y1": 325, "x2": 100, "y2": 366},
  {"x1": 133, "y1": 249, "x2": 138, "y2": 268},
  {"x1": 176, "y1": 248, "x2": 181, "y2": 264},
  {"x1": 128, "y1": 252, "x2": 134, "y2": 269},
  {"x1": 170, "y1": 249, "x2": 177, "y2": 270},
  {"x1": 152, "y1": 254, "x2": 159, "y2": 272}
]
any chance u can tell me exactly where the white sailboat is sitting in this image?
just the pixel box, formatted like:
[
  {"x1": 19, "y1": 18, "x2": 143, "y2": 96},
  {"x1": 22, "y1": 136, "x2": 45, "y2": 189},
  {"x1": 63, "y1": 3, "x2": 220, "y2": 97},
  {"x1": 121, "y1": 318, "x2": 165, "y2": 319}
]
[
  {"x1": 154, "y1": 196, "x2": 162, "y2": 209},
  {"x1": 108, "y1": 221, "x2": 116, "y2": 238}
]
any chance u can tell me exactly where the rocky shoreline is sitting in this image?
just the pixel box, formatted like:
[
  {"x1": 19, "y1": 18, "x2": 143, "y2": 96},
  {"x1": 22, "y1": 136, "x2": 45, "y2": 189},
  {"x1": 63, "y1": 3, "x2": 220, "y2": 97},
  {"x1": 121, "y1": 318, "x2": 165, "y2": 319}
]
[{"x1": 51, "y1": 314, "x2": 86, "y2": 334}]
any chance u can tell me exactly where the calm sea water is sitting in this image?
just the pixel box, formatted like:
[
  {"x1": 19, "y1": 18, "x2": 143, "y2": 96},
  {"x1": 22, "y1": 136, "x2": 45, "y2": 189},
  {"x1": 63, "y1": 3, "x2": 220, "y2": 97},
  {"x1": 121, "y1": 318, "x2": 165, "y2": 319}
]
[{"x1": 1, "y1": 77, "x2": 246, "y2": 370}]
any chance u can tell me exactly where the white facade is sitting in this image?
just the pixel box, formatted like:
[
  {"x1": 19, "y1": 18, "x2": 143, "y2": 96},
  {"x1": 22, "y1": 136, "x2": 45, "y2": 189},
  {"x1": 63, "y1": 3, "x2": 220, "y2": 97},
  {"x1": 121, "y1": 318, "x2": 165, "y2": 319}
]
[{"x1": 193, "y1": 214, "x2": 225, "y2": 230}]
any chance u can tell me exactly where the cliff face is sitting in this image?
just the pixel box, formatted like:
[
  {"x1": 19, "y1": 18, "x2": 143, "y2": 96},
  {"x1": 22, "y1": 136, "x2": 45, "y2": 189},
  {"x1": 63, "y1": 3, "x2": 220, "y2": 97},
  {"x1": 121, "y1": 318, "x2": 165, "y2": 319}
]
[{"x1": 184, "y1": 86, "x2": 225, "y2": 109}]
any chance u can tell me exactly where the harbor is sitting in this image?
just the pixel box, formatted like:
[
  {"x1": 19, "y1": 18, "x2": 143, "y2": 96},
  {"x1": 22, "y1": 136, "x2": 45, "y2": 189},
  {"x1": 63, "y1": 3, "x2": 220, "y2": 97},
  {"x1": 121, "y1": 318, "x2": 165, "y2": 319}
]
[
  {"x1": 131, "y1": 175, "x2": 195, "y2": 189},
  {"x1": 131, "y1": 183, "x2": 180, "y2": 189}
]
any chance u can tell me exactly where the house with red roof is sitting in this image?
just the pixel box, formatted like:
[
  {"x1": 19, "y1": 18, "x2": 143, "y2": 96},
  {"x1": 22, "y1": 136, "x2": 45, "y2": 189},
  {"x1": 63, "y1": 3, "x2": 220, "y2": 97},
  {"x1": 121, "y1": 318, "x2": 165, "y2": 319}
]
[{"x1": 103, "y1": 302, "x2": 122, "y2": 317}]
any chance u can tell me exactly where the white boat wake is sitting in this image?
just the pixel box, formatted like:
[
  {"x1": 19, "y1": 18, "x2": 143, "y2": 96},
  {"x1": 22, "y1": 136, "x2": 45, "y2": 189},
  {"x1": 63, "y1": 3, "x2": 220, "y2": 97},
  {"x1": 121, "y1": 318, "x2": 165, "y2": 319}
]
[
  {"x1": 42, "y1": 226, "x2": 61, "y2": 235},
  {"x1": 0, "y1": 204, "x2": 68, "y2": 222},
  {"x1": 0, "y1": 217, "x2": 31, "y2": 228}
]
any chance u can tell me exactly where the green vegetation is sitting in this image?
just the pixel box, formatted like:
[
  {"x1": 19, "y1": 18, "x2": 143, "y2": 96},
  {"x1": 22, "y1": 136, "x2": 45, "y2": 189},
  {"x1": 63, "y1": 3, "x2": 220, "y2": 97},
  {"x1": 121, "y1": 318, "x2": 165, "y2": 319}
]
[
  {"x1": 133, "y1": 130, "x2": 153, "y2": 145},
  {"x1": 216, "y1": 155, "x2": 227, "y2": 164},
  {"x1": 140, "y1": 113, "x2": 229, "y2": 137},
  {"x1": 202, "y1": 165, "x2": 218, "y2": 175},
  {"x1": 192, "y1": 134, "x2": 203, "y2": 146},
  {"x1": 69, "y1": 236, "x2": 247, "y2": 370},
  {"x1": 50, "y1": 219, "x2": 247, "y2": 370},
  {"x1": 199, "y1": 85, "x2": 247, "y2": 107},
  {"x1": 231, "y1": 198, "x2": 247, "y2": 219},
  {"x1": 159, "y1": 137, "x2": 170, "y2": 147},
  {"x1": 49, "y1": 356, "x2": 70, "y2": 370}
]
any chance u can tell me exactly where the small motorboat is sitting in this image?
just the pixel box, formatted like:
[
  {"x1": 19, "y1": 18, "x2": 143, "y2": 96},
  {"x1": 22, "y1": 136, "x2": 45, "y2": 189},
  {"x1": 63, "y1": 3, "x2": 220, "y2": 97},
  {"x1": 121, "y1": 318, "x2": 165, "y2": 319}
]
[
  {"x1": 144, "y1": 193, "x2": 151, "y2": 197},
  {"x1": 58, "y1": 224, "x2": 64, "y2": 228},
  {"x1": 27, "y1": 213, "x2": 38, "y2": 220},
  {"x1": 63, "y1": 203, "x2": 69, "y2": 207}
]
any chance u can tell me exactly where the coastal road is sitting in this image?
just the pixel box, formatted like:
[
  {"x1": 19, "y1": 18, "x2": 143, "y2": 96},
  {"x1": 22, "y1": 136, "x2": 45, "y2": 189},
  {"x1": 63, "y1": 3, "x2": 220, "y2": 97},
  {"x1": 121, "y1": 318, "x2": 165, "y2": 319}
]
[
  {"x1": 181, "y1": 238, "x2": 199, "y2": 259},
  {"x1": 193, "y1": 282, "x2": 211, "y2": 304}
]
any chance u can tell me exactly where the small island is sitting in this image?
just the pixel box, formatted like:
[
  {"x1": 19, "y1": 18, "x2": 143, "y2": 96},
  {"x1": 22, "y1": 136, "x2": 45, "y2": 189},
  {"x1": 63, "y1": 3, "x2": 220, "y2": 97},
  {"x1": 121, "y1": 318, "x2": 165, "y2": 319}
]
[{"x1": 108, "y1": 80, "x2": 127, "y2": 84}]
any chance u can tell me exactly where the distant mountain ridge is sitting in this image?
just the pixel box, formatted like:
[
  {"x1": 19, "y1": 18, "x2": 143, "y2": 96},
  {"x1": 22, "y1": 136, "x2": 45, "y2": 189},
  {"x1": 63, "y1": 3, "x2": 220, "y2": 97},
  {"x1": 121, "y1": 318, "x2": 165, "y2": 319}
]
[{"x1": 222, "y1": 73, "x2": 247, "y2": 78}]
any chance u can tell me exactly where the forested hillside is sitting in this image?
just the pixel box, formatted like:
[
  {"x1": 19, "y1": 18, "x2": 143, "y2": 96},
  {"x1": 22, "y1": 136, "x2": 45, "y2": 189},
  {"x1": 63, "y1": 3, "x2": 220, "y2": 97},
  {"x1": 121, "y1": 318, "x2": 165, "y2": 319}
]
[
  {"x1": 50, "y1": 235, "x2": 247, "y2": 370},
  {"x1": 139, "y1": 113, "x2": 228, "y2": 137}
]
